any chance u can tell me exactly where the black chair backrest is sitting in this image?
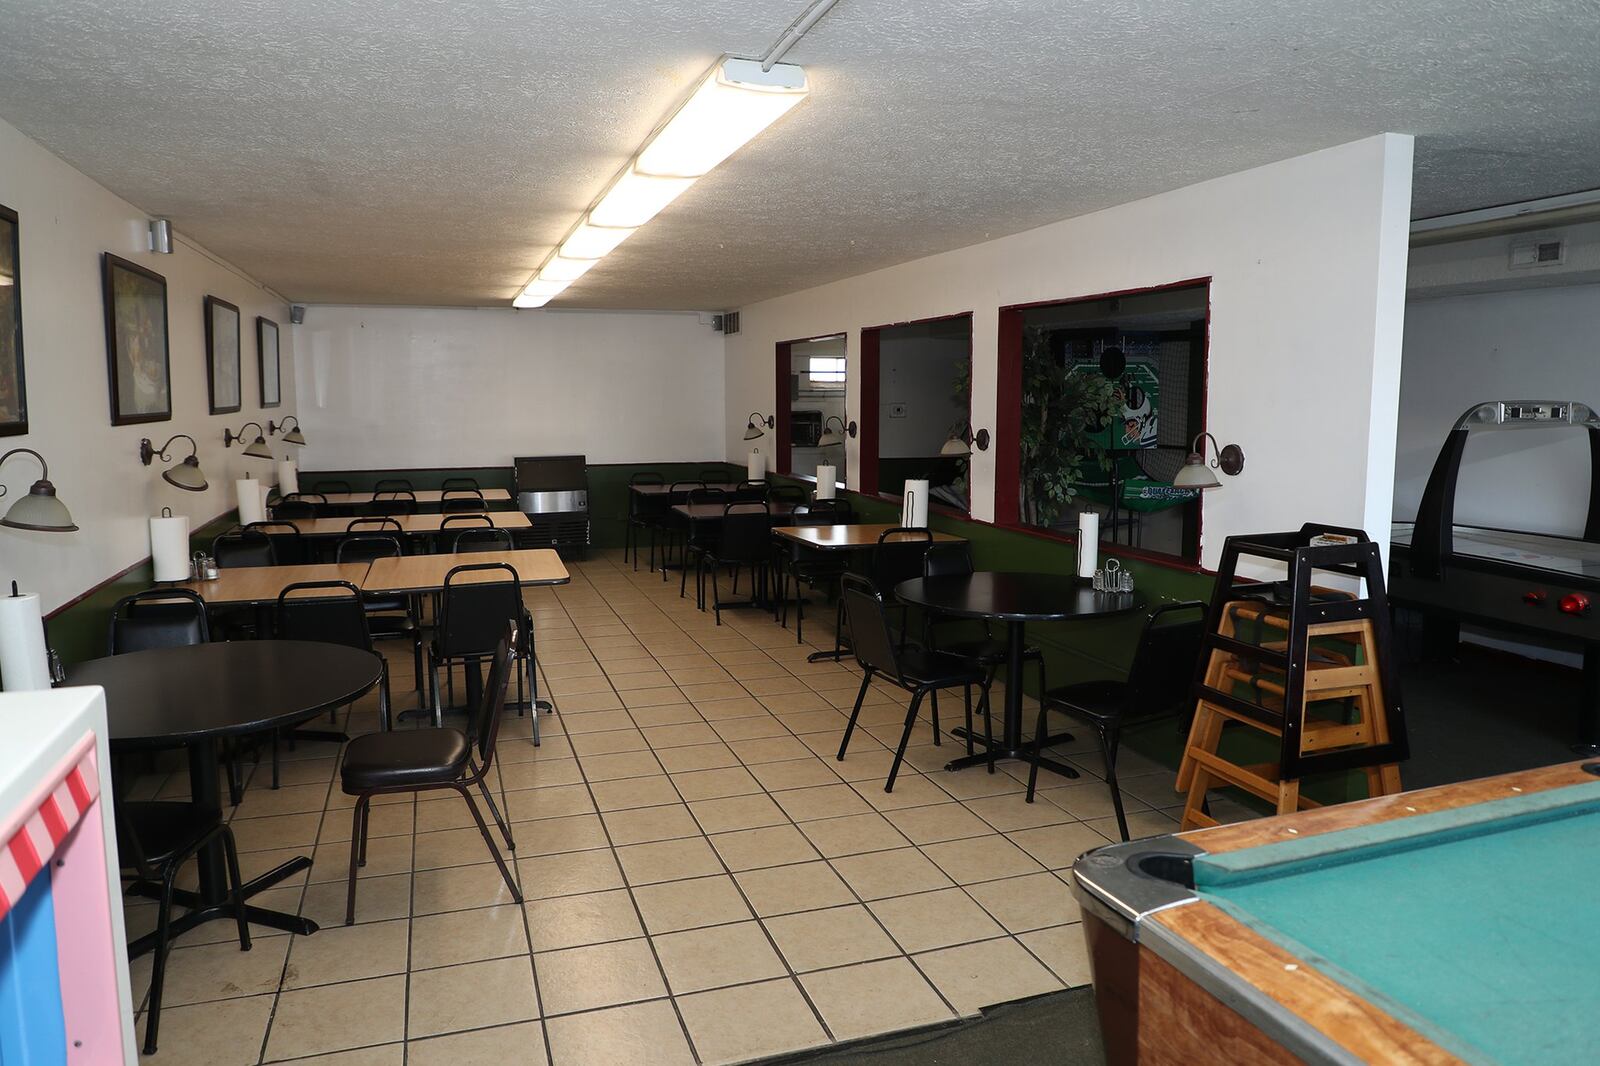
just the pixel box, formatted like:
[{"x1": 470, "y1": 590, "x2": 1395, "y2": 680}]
[
  {"x1": 698, "y1": 468, "x2": 728, "y2": 482},
  {"x1": 373, "y1": 478, "x2": 414, "y2": 494},
  {"x1": 1121, "y1": 602, "x2": 1208, "y2": 721},
  {"x1": 313, "y1": 480, "x2": 353, "y2": 494},
  {"x1": 629, "y1": 473, "x2": 664, "y2": 518},
  {"x1": 734, "y1": 481, "x2": 769, "y2": 503},
  {"x1": 271, "y1": 501, "x2": 316, "y2": 519},
  {"x1": 629, "y1": 472, "x2": 664, "y2": 487},
  {"x1": 440, "y1": 513, "x2": 493, "y2": 529},
  {"x1": 441, "y1": 490, "x2": 487, "y2": 513},
  {"x1": 841, "y1": 575, "x2": 904, "y2": 682},
  {"x1": 441, "y1": 477, "x2": 480, "y2": 492},
  {"x1": 923, "y1": 542, "x2": 974, "y2": 579},
  {"x1": 686, "y1": 487, "x2": 728, "y2": 506},
  {"x1": 367, "y1": 492, "x2": 417, "y2": 516},
  {"x1": 868, "y1": 527, "x2": 933, "y2": 598},
  {"x1": 669, "y1": 480, "x2": 704, "y2": 495},
  {"x1": 109, "y1": 588, "x2": 210, "y2": 656},
  {"x1": 470, "y1": 624, "x2": 517, "y2": 766},
  {"x1": 438, "y1": 562, "x2": 523, "y2": 658},
  {"x1": 807, "y1": 497, "x2": 853, "y2": 520},
  {"x1": 285, "y1": 492, "x2": 327, "y2": 504},
  {"x1": 336, "y1": 533, "x2": 404, "y2": 564},
  {"x1": 769, "y1": 484, "x2": 806, "y2": 505},
  {"x1": 213, "y1": 528, "x2": 276, "y2": 568},
  {"x1": 276, "y1": 581, "x2": 374, "y2": 652},
  {"x1": 787, "y1": 507, "x2": 838, "y2": 528},
  {"x1": 716, "y1": 503, "x2": 772, "y2": 564},
  {"x1": 452, "y1": 527, "x2": 514, "y2": 553},
  {"x1": 246, "y1": 521, "x2": 307, "y2": 566},
  {"x1": 347, "y1": 516, "x2": 403, "y2": 535}
]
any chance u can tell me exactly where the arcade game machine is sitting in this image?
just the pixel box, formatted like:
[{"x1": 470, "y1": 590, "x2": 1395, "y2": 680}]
[
  {"x1": 0, "y1": 687, "x2": 136, "y2": 1064},
  {"x1": 1390, "y1": 399, "x2": 1600, "y2": 750}
]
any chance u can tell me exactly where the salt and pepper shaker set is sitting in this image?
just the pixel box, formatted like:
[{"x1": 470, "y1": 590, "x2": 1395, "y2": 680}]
[
  {"x1": 1093, "y1": 557, "x2": 1135, "y2": 594},
  {"x1": 191, "y1": 550, "x2": 220, "y2": 581}
]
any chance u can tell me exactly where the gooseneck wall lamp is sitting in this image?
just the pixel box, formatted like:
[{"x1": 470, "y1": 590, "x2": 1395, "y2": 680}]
[
  {"x1": 1173, "y1": 432, "x2": 1246, "y2": 490},
  {"x1": 816, "y1": 416, "x2": 858, "y2": 448},
  {"x1": 0, "y1": 448, "x2": 78, "y2": 532},
  {"x1": 224, "y1": 422, "x2": 274, "y2": 460},
  {"x1": 939, "y1": 423, "x2": 992, "y2": 458},
  {"x1": 139, "y1": 434, "x2": 208, "y2": 492},
  {"x1": 269, "y1": 417, "x2": 306, "y2": 446},
  {"x1": 744, "y1": 412, "x2": 776, "y2": 441}
]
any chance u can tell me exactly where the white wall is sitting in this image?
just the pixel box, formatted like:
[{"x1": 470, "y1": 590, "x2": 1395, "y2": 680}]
[
  {"x1": 724, "y1": 134, "x2": 1415, "y2": 570},
  {"x1": 1396, "y1": 283, "x2": 1600, "y2": 534},
  {"x1": 878, "y1": 335, "x2": 969, "y2": 457},
  {"x1": 292, "y1": 306, "x2": 724, "y2": 469},
  {"x1": 0, "y1": 116, "x2": 295, "y2": 614}
]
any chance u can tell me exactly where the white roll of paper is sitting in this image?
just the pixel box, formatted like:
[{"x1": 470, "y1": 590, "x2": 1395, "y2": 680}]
[
  {"x1": 1077, "y1": 511, "x2": 1100, "y2": 578},
  {"x1": 237, "y1": 478, "x2": 265, "y2": 525},
  {"x1": 150, "y1": 514, "x2": 191, "y2": 582},
  {"x1": 0, "y1": 591, "x2": 51, "y2": 691},
  {"x1": 277, "y1": 460, "x2": 299, "y2": 496},
  {"x1": 747, "y1": 450, "x2": 766, "y2": 481},
  {"x1": 901, "y1": 480, "x2": 930, "y2": 528},
  {"x1": 814, "y1": 465, "x2": 837, "y2": 501}
]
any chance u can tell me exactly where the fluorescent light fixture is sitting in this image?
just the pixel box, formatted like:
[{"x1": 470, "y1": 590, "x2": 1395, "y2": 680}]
[
  {"x1": 636, "y1": 58, "x2": 809, "y2": 178},
  {"x1": 539, "y1": 256, "x2": 601, "y2": 283},
  {"x1": 510, "y1": 55, "x2": 810, "y2": 308},
  {"x1": 588, "y1": 168, "x2": 696, "y2": 229},
  {"x1": 561, "y1": 222, "x2": 637, "y2": 259}
]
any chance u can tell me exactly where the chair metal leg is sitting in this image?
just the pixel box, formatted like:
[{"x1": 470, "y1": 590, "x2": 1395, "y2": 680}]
[
  {"x1": 271, "y1": 732, "x2": 281, "y2": 789},
  {"x1": 345, "y1": 795, "x2": 369, "y2": 925},
  {"x1": 456, "y1": 785, "x2": 523, "y2": 904},
  {"x1": 837, "y1": 669, "x2": 873, "y2": 760},
  {"x1": 1026, "y1": 698, "x2": 1051, "y2": 801},
  {"x1": 1101, "y1": 725, "x2": 1129, "y2": 841},
  {"x1": 886, "y1": 688, "x2": 926, "y2": 793},
  {"x1": 475, "y1": 776, "x2": 516, "y2": 850},
  {"x1": 142, "y1": 869, "x2": 178, "y2": 1054},
  {"x1": 962, "y1": 685, "x2": 974, "y2": 756},
  {"x1": 980, "y1": 683, "x2": 996, "y2": 773},
  {"x1": 431, "y1": 660, "x2": 444, "y2": 729},
  {"x1": 712, "y1": 563, "x2": 722, "y2": 625},
  {"x1": 357, "y1": 800, "x2": 371, "y2": 866},
  {"x1": 378, "y1": 666, "x2": 392, "y2": 732},
  {"x1": 929, "y1": 689, "x2": 941, "y2": 746}
]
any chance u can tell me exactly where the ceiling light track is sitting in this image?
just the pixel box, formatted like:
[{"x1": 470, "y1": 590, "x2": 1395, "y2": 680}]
[{"x1": 760, "y1": 0, "x2": 841, "y2": 71}]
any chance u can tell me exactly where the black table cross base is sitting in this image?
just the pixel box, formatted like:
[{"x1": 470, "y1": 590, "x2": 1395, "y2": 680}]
[{"x1": 125, "y1": 856, "x2": 317, "y2": 957}]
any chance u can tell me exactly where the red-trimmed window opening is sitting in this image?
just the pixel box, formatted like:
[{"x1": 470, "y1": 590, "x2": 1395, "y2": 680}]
[{"x1": 774, "y1": 332, "x2": 848, "y2": 483}]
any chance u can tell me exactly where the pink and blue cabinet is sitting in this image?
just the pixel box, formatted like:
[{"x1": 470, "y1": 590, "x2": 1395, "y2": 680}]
[{"x1": 0, "y1": 688, "x2": 136, "y2": 1064}]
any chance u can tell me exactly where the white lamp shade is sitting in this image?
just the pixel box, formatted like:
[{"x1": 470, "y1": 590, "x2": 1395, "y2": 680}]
[
  {"x1": 539, "y1": 256, "x2": 600, "y2": 283},
  {"x1": 588, "y1": 167, "x2": 696, "y2": 228},
  {"x1": 1172, "y1": 457, "x2": 1222, "y2": 490},
  {"x1": 562, "y1": 222, "x2": 636, "y2": 259},
  {"x1": 636, "y1": 58, "x2": 809, "y2": 178}
]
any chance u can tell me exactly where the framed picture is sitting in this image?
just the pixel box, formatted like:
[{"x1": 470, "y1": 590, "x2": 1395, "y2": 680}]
[
  {"x1": 102, "y1": 252, "x2": 172, "y2": 426},
  {"x1": 257, "y1": 316, "x2": 280, "y2": 408},
  {"x1": 204, "y1": 295, "x2": 241, "y2": 415},
  {"x1": 0, "y1": 204, "x2": 26, "y2": 437}
]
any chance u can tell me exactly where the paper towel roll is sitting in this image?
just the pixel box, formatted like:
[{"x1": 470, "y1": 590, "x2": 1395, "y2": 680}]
[
  {"x1": 277, "y1": 460, "x2": 299, "y2": 496},
  {"x1": 150, "y1": 513, "x2": 191, "y2": 582},
  {"x1": 814, "y1": 465, "x2": 836, "y2": 501},
  {"x1": 1076, "y1": 511, "x2": 1100, "y2": 578},
  {"x1": 0, "y1": 591, "x2": 51, "y2": 691},
  {"x1": 747, "y1": 450, "x2": 766, "y2": 481},
  {"x1": 237, "y1": 478, "x2": 265, "y2": 525},
  {"x1": 900, "y1": 480, "x2": 930, "y2": 528}
]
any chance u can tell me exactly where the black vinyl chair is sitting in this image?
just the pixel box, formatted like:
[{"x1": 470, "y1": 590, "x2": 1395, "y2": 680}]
[
  {"x1": 277, "y1": 581, "x2": 392, "y2": 731},
  {"x1": 769, "y1": 484, "x2": 807, "y2": 506},
  {"x1": 439, "y1": 513, "x2": 492, "y2": 528},
  {"x1": 701, "y1": 502, "x2": 772, "y2": 624},
  {"x1": 625, "y1": 472, "x2": 664, "y2": 570},
  {"x1": 430, "y1": 562, "x2": 537, "y2": 738},
  {"x1": 245, "y1": 521, "x2": 308, "y2": 566},
  {"x1": 335, "y1": 534, "x2": 425, "y2": 687},
  {"x1": 836, "y1": 576, "x2": 992, "y2": 791},
  {"x1": 367, "y1": 491, "x2": 417, "y2": 516},
  {"x1": 269, "y1": 499, "x2": 317, "y2": 520},
  {"x1": 441, "y1": 477, "x2": 481, "y2": 492},
  {"x1": 654, "y1": 480, "x2": 704, "y2": 577},
  {"x1": 313, "y1": 479, "x2": 353, "y2": 495},
  {"x1": 1026, "y1": 601, "x2": 1207, "y2": 838},
  {"x1": 679, "y1": 487, "x2": 729, "y2": 603},
  {"x1": 452, "y1": 527, "x2": 514, "y2": 553},
  {"x1": 340, "y1": 626, "x2": 522, "y2": 924},
  {"x1": 117, "y1": 796, "x2": 249, "y2": 1055},
  {"x1": 212, "y1": 528, "x2": 276, "y2": 568},
  {"x1": 776, "y1": 507, "x2": 853, "y2": 642},
  {"x1": 733, "y1": 480, "x2": 769, "y2": 503},
  {"x1": 372, "y1": 478, "x2": 414, "y2": 494},
  {"x1": 441, "y1": 490, "x2": 487, "y2": 513},
  {"x1": 345, "y1": 516, "x2": 405, "y2": 540},
  {"x1": 823, "y1": 527, "x2": 932, "y2": 660}
]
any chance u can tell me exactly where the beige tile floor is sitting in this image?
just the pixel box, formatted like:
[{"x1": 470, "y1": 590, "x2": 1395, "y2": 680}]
[{"x1": 121, "y1": 548, "x2": 1202, "y2": 1065}]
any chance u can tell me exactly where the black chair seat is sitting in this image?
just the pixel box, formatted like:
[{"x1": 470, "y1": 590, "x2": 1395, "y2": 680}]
[
  {"x1": 1041, "y1": 679, "x2": 1128, "y2": 723},
  {"x1": 364, "y1": 595, "x2": 410, "y2": 614},
  {"x1": 898, "y1": 647, "x2": 988, "y2": 689},
  {"x1": 117, "y1": 802, "x2": 220, "y2": 868},
  {"x1": 368, "y1": 612, "x2": 418, "y2": 635},
  {"x1": 341, "y1": 728, "x2": 471, "y2": 790},
  {"x1": 935, "y1": 636, "x2": 1045, "y2": 666}
]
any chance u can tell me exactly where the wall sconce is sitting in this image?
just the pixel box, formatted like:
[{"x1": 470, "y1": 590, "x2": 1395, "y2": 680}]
[
  {"x1": 1173, "y1": 432, "x2": 1246, "y2": 490},
  {"x1": 817, "y1": 416, "x2": 858, "y2": 448},
  {"x1": 0, "y1": 448, "x2": 78, "y2": 532},
  {"x1": 269, "y1": 416, "x2": 307, "y2": 446},
  {"x1": 939, "y1": 423, "x2": 991, "y2": 457},
  {"x1": 744, "y1": 412, "x2": 775, "y2": 441},
  {"x1": 140, "y1": 434, "x2": 208, "y2": 492},
  {"x1": 224, "y1": 422, "x2": 274, "y2": 460}
]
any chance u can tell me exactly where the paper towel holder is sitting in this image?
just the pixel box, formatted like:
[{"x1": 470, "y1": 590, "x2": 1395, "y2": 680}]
[
  {"x1": 0, "y1": 447, "x2": 78, "y2": 532},
  {"x1": 817, "y1": 416, "x2": 857, "y2": 448},
  {"x1": 224, "y1": 422, "x2": 274, "y2": 460},
  {"x1": 140, "y1": 434, "x2": 209, "y2": 492},
  {"x1": 269, "y1": 417, "x2": 307, "y2": 446},
  {"x1": 743, "y1": 412, "x2": 775, "y2": 441}
]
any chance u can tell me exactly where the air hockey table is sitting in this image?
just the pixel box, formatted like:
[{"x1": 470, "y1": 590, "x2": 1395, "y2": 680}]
[{"x1": 1389, "y1": 399, "x2": 1600, "y2": 749}]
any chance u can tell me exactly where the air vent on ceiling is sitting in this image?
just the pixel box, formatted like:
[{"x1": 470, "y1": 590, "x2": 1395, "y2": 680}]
[
  {"x1": 1509, "y1": 238, "x2": 1565, "y2": 269},
  {"x1": 713, "y1": 311, "x2": 741, "y2": 335}
]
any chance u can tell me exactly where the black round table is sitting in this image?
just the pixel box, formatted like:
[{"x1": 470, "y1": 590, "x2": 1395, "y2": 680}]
[
  {"x1": 69, "y1": 640, "x2": 382, "y2": 951},
  {"x1": 895, "y1": 572, "x2": 1142, "y2": 778}
]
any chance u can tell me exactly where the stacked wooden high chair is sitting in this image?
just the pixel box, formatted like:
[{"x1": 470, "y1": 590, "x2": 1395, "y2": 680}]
[{"x1": 1178, "y1": 525, "x2": 1409, "y2": 828}]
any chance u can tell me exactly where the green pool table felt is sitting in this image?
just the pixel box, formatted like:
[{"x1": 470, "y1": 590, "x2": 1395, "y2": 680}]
[{"x1": 1192, "y1": 780, "x2": 1600, "y2": 1065}]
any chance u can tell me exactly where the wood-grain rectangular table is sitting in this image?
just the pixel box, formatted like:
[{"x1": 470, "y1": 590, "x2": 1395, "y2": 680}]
[
  {"x1": 360, "y1": 549, "x2": 570, "y2": 595},
  {"x1": 282, "y1": 512, "x2": 532, "y2": 538},
  {"x1": 168, "y1": 563, "x2": 374, "y2": 606}
]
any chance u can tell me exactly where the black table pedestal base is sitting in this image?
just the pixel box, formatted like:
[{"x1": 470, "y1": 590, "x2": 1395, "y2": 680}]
[
  {"x1": 126, "y1": 855, "x2": 317, "y2": 957},
  {"x1": 945, "y1": 727, "x2": 1080, "y2": 780}
]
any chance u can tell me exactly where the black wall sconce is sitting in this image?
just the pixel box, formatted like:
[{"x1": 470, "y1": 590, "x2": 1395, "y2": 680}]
[
  {"x1": 817, "y1": 416, "x2": 858, "y2": 448},
  {"x1": 269, "y1": 416, "x2": 306, "y2": 446},
  {"x1": 224, "y1": 422, "x2": 273, "y2": 459},
  {"x1": 744, "y1": 412, "x2": 776, "y2": 441},
  {"x1": 139, "y1": 434, "x2": 208, "y2": 491},
  {"x1": 0, "y1": 447, "x2": 77, "y2": 532},
  {"x1": 940, "y1": 423, "x2": 991, "y2": 457},
  {"x1": 1174, "y1": 431, "x2": 1245, "y2": 489}
]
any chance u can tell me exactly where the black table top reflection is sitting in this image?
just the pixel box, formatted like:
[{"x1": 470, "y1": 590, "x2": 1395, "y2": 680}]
[
  {"x1": 894, "y1": 572, "x2": 1141, "y2": 623},
  {"x1": 68, "y1": 640, "x2": 382, "y2": 750}
]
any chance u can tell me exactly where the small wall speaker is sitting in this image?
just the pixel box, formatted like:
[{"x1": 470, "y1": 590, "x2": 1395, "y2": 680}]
[
  {"x1": 148, "y1": 218, "x2": 173, "y2": 254},
  {"x1": 290, "y1": 305, "x2": 306, "y2": 325}
]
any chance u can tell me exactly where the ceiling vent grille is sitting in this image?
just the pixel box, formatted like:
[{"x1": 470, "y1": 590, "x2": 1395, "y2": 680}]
[
  {"x1": 1509, "y1": 238, "x2": 1565, "y2": 269},
  {"x1": 713, "y1": 311, "x2": 741, "y2": 335}
]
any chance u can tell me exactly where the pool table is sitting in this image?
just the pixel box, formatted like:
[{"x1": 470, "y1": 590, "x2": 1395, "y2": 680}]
[{"x1": 1071, "y1": 761, "x2": 1600, "y2": 1065}]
